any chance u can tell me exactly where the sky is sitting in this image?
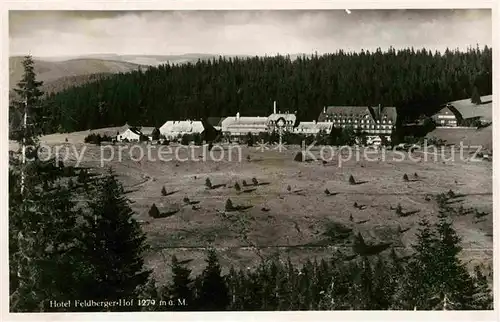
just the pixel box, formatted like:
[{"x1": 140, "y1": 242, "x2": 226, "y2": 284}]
[{"x1": 9, "y1": 9, "x2": 492, "y2": 58}]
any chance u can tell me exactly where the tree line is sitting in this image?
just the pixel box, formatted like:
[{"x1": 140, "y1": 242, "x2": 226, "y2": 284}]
[
  {"x1": 18, "y1": 46, "x2": 492, "y2": 135},
  {"x1": 9, "y1": 56, "x2": 492, "y2": 312}
]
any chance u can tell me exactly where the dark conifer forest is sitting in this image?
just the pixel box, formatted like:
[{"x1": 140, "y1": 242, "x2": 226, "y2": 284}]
[{"x1": 41, "y1": 46, "x2": 492, "y2": 133}]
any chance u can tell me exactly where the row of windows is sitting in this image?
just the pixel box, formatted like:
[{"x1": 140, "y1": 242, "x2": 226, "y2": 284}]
[
  {"x1": 337, "y1": 124, "x2": 392, "y2": 129},
  {"x1": 329, "y1": 118, "x2": 392, "y2": 124}
]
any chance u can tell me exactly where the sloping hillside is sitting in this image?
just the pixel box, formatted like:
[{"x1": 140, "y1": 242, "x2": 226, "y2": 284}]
[
  {"x1": 9, "y1": 56, "x2": 144, "y2": 90},
  {"x1": 41, "y1": 73, "x2": 112, "y2": 94},
  {"x1": 426, "y1": 125, "x2": 492, "y2": 150}
]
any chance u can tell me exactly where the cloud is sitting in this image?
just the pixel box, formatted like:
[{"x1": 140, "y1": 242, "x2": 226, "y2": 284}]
[{"x1": 9, "y1": 9, "x2": 492, "y2": 57}]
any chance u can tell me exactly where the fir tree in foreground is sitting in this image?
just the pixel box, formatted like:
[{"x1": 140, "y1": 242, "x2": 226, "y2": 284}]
[
  {"x1": 163, "y1": 255, "x2": 194, "y2": 311},
  {"x1": 471, "y1": 86, "x2": 482, "y2": 105},
  {"x1": 394, "y1": 211, "x2": 486, "y2": 310},
  {"x1": 77, "y1": 170, "x2": 151, "y2": 310},
  {"x1": 9, "y1": 55, "x2": 82, "y2": 312},
  {"x1": 197, "y1": 249, "x2": 229, "y2": 310}
]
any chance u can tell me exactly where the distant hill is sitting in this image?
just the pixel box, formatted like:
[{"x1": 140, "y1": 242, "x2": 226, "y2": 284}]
[
  {"x1": 35, "y1": 53, "x2": 256, "y2": 67},
  {"x1": 9, "y1": 56, "x2": 145, "y2": 91},
  {"x1": 41, "y1": 73, "x2": 112, "y2": 94},
  {"x1": 10, "y1": 54, "x2": 263, "y2": 95}
]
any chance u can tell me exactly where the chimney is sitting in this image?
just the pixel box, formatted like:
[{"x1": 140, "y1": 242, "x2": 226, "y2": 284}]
[
  {"x1": 323, "y1": 106, "x2": 326, "y2": 113},
  {"x1": 236, "y1": 112, "x2": 240, "y2": 120},
  {"x1": 273, "y1": 101, "x2": 277, "y2": 114}
]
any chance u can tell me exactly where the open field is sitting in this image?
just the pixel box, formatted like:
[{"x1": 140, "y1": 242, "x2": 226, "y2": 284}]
[
  {"x1": 11, "y1": 133, "x2": 493, "y2": 283},
  {"x1": 426, "y1": 125, "x2": 492, "y2": 151}
]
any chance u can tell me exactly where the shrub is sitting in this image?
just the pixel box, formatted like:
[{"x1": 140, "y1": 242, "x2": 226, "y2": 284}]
[
  {"x1": 225, "y1": 199, "x2": 234, "y2": 211},
  {"x1": 414, "y1": 172, "x2": 418, "y2": 178},
  {"x1": 193, "y1": 133, "x2": 203, "y2": 146},
  {"x1": 151, "y1": 128, "x2": 161, "y2": 141},
  {"x1": 181, "y1": 134, "x2": 191, "y2": 146},
  {"x1": 349, "y1": 175, "x2": 356, "y2": 185},
  {"x1": 162, "y1": 139, "x2": 170, "y2": 145},
  {"x1": 148, "y1": 203, "x2": 160, "y2": 218},
  {"x1": 65, "y1": 137, "x2": 68, "y2": 142},
  {"x1": 287, "y1": 185, "x2": 291, "y2": 192},
  {"x1": 242, "y1": 180, "x2": 248, "y2": 187},
  {"x1": 246, "y1": 132, "x2": 255, "y2": 147},
  {"x1": 246, "y1": 155, "x2": 251, "y2": 162},
  {"x1": 67, "y1": 178, "x2": 74, "y2": 189},
  {"x1": 396, "y1": 203, "x2": 403, "y2": 215},
  {"x1": 161, "y1": 186, "x2": 167, "y2": 196},
  {"x1": 205, "y1": 178, "x2": 212, "y2": 189},
  {"x1": 403, "y1": 174, "x2": 409, "y2": 181},
  {"x1": 354, "y1": 202, "x2": 358, "y2": 208},
  {"x1": 349, "y1": 214, "x2": 354, "y2": 222},
  {"x1": 252, "y1": 178, "x2": 259, "y2": 186},
  {"x1": 324, "y1": 188, "x2": 330, "y2": 195},
  {"x1": 448, "y1": 189, "x2": 455, "y2": 198},
  {"x1": 234, "y1": 182, "x2": 241, "y2": 191},
  {"x1": 183, "y1": 197, "x2": 190, "y2": 204},
  {"x1": 77, "y1": 169, "x2": 88, "y2": 183}
]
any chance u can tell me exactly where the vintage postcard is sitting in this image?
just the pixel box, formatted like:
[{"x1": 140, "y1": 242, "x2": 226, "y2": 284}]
[{"x1": 3, "y1": 1, "x2": 498, "y2": 320}]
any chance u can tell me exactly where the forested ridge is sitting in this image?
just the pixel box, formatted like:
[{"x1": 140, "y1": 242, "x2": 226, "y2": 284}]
[{"x1": 40, "y1": 46, "x2": 492, "y2": 134}]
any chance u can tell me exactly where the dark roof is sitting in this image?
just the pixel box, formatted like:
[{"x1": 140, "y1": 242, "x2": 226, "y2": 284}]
[
  {"x1": 318, "y1": 106, "x2": 397, "y2": 122},
  {"x1": 447, "y1": 96, "x2": 492, "y2": 122}
]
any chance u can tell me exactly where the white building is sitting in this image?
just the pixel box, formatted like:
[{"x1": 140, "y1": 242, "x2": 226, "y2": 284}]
[
  {"x1": 317, "y1": 105, "x2": 397, "y2": 142},
  {"x1": 159, "y1": 120, "x2": 204, "y2": 139},
  {"x1": 117, "y1": 128, "x2": 143, "y2": 142},
  {"x1": 221, "y1": 113, "x2": 268, "y2": 139},
  {"x1": 267, "y1": 101, "x2": 297, "y2": 132},
  {"x1": 293, "y1": 121, "x2": 333, "y2": 135}
]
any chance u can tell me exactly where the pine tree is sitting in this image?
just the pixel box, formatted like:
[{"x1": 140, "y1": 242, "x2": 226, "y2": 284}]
[
  {"x1": 161, "y1": 186, "x2": 167, "y2": 196},
  {"x1": 225, "y1": 199, "x2": 234, "y2": 211},
  {"x1": 349, "y1": 175, "x2": 356, "y2": 185},
  {"x1": 148, "y1": 203, "x2": 160, "y2": 218},
  {"x1": 167, "y1": 255, "x2": 194, "y2": 311},
  {"x1": 9, "y1": 169, "x2": 81, "y2": 312},
  {"x1": 10, "y1": 55, "x2": 45, "y2": 147},
  {"x1": 403, "y1": 174, "x2": 409, "y2": 181},
  {"x1": 471, "y1": 86, "x2": 482, "y2": 105},
  {"x1": 234, "y1": 182, "x2": 241, "y2": 191},
  {"x1": 197, "y1": 249, "x2": 229, "y2": 310},
  {"x1": 77, "y1": 170, "x2": 151, "y2": 310},
  {"x1": 471, "y1": 266, "x2": 493, "y2": 309},
  {"x1": 205, "y1": 178, "x2": 212, "y2": 189},
  {"x1": 9, "y1": 56, "x2": 82, "y2": 312},
  {"x1": 151, "y1": 127, "x2": 160, "y2": 141},
  {"x1": 433, "y1": 211, "x2": 476, "y2": 309},
  {"x1": 393, "y1": 218, "x2": 438, "y2": 309}
]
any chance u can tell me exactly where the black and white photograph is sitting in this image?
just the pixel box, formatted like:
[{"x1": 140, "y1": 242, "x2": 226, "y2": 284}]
[{"x1": 5, "y1": 5, "x2": 496, "y2": 314}]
